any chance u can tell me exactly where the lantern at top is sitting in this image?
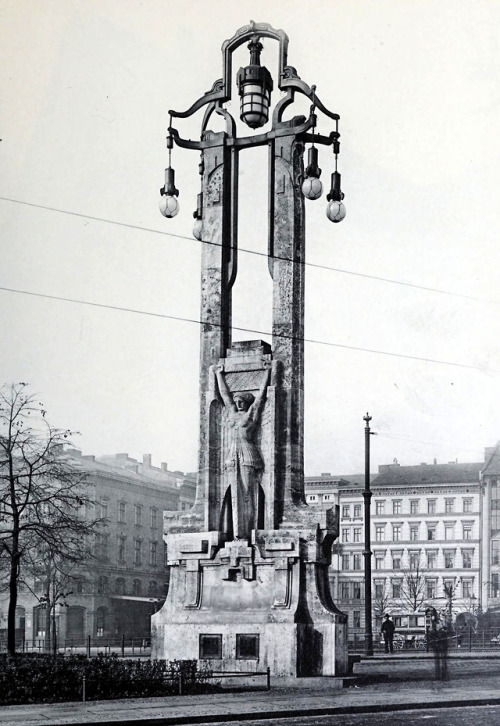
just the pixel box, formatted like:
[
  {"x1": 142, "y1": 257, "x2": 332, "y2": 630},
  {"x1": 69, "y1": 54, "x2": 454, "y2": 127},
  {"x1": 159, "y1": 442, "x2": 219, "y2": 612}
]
[{"x1": 237, "y1": 38, "x2": 273, "y2": 129}]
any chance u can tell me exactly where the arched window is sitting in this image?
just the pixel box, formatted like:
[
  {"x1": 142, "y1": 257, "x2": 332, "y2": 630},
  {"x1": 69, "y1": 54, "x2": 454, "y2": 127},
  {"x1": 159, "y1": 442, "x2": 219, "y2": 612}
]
[
  {"x1": 132, "y1": 579, "x2": 142, "y2": 596},
  {"x1": 148, "y1": 580, "x2": 158, "y2": 597},
  {"x1": 115, "y1": 577, "x2": 125, "y2": 595}
]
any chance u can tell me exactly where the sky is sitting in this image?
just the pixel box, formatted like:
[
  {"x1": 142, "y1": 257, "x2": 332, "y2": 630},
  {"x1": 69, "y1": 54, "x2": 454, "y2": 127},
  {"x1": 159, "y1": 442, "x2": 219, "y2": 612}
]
[{"x1": 1, "y1": 0, "x2": 499, "y2": 477}]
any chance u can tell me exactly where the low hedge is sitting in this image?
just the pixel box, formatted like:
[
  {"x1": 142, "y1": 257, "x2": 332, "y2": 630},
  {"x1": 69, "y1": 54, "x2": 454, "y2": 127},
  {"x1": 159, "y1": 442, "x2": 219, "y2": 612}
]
[{"x1": 0, "y1": 654, "x2": 214, "y2": 705}]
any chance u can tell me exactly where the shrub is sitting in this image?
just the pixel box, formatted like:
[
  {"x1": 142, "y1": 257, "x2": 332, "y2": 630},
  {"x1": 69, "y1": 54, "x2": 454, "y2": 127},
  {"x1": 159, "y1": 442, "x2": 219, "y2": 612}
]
[{"x1": 0, "y1": 654, "x2": 214, "y2": 705}]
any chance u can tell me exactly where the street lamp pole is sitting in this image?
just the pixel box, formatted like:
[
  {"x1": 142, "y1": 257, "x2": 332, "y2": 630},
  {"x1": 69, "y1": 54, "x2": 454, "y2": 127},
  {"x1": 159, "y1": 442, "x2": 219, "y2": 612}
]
[{"x1": 363, "y1": 412, "x2": 373, "y2": 656}]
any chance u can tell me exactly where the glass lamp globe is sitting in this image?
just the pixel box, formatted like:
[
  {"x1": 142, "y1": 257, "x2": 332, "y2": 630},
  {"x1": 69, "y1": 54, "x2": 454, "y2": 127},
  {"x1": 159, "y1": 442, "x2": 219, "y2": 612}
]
[
  {"x1": 159, "y1": 194, "x2": 179, "y2": 218},
  {"x1": 193, "y1": 217, "x2": 203, "y2": 241},
  {"x1": 302, "y1": 176, "x2": 323, "y2": 200},
  {"x1": 326, "y1": 200, "x2": 346, "y2": 223}
]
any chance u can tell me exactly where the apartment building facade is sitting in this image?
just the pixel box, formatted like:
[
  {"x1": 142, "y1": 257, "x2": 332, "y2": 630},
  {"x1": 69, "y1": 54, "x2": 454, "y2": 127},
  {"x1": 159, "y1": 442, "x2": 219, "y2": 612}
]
[
  {"x1": 305, "y1": 455, "x2": 489, "y2": 636},
  {"x1": 0, "y1": 451, "x2": 196, "y2": 646}
]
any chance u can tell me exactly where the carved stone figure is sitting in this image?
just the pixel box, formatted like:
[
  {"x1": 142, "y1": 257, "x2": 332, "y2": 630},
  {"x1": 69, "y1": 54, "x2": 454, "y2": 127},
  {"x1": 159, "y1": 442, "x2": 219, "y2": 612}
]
[{"x1": 214, "y1": 363, "x2": 271, "y2": 539}]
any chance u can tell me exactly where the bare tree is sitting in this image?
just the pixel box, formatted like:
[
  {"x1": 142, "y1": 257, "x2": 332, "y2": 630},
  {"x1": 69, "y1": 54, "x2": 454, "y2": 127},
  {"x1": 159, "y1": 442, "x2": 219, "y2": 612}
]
[
  {"x1": 0, "y1": 383, "x2": 100, "y2": 655},
  {"x1": 373, "y1": 580, "x2": 392, "y2": 621},
  {"x1": 400, "y1": 561, "x2": 428, "y2": 613}
]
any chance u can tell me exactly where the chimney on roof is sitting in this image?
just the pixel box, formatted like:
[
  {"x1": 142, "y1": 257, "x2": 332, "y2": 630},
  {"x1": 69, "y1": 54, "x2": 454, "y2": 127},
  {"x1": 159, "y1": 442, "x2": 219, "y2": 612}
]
[
  {"x1": 433, "y1": 458, "x2": 437, "y2": 465},
  {"x1": 320, "y1": 472, "x2": 331, "y2": 477},
  {"x1": 143, "y1": 454, "x2": 152, "y2": 468},
  {"x1": 161, "y1": 462, "x2": 169, "y2": 472}
]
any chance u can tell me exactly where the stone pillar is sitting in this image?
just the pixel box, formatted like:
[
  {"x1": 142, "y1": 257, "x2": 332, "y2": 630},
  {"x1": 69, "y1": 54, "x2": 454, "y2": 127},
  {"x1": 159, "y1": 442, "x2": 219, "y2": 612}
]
[{"x1": 268, "y1": 120, "x2": 307, "y2": 524}]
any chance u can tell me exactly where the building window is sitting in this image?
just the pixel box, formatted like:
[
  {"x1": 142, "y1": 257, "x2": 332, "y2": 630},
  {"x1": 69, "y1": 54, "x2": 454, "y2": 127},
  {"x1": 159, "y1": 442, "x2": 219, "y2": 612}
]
[
  {"x1": 427, "y1": 526, "x2": 436, "y2": 541},
  {"x1": 393, "y1": 500, "x2": 402, "y2": 515},
  {"x1": 445, "y1": 499, "x2": 455, "y2": 513},
  {"x1": 150, "y1": 541, "x2": 158, "y2": 567},
  {"x1": 236, "y1": 633, "x2": 259, "y2": 660},
  {"x1": 392, "y1": 580, "x2": 402, "y2": 599},
  {"x1": 132, "y1": 579, "x2": 142, "y2": 596},
  {"x1": 118, "y1": 536, "x2": 126, "y2": 563},
  {"x1": 118, "y1": 501, "x2": 126, "y2": 523},
  {"x1": 97, "y1": 575, "x2": 108, "y2": 595},
  {"x1": 444, "y1": 551, "x2": 454, "y2": 569},
  {"x1": 410, "y1": 525, "x2": 419, "y2": 541},
  {"x1": 462, "y1": 580, "x2": 473, "y2": 599},
  {"x1": 409, "y1": 552, "x2": 420, "y2": 570},
  {"x1": 463, "y1": 551, "x2": 472, "y2": 569},
  {"x1": 392, "y1": 554, "x2": 401, "y2": 570},
  {"x1": 115, "y1": 577, "x2": 125, "y2": 595},
  {"x1": 95, "y1": 534, "x2": 109, "y2": 560},
  {"x1": 199, "y1": 634, "x2": 222, "y2": 660},
  {"x1": 353, "y1": 528, "x2": 362, "y2": 543},
  {"x1": 463, "y1": 498, "x2": 472, "y2": 513},
  {"x1": 427, "y1": 552, "x2": 437, "y2": 569},
  {"x1": 341, "y1": 555, "x2": 350, "y2": 571},
  {"x1": 96, "y1": 607, "x2": 107, "y2": 637},
  {"x1": 135, "y1": 505, "x2": 142, "y2": 526},
  {"x1": 491, "y1": 573, "x2": 500, "y2": 598},
  {"x1": 427, "y1": 500, "x2": 436, "y2": 515},
  {"x1": 323, "y1": 494, "x2": 332, "y2": 502},
  {"x1": 375, "y1": 501, "x2": 385, "y2": 515},
  {"x1": 340, "y1": 582, "x2": 350, "y2": 599},
  {"x1": 148, "y1": 580, "x2": 158, "y2": 597},
  {"x1": 342, "y1": 505, "x2": 350, "y2": 518},
  {"x1": 392, "y1": 525, "x2": 402, "y2": 542},
  {"x1": 375, "y1": 526, "x2": 385, "y2": 542},
  {"x1": 426, "y1": 579, "x2": 437, "y2": 599},
  {"x1": 492, "y1": 539, "x2": 500, "y2": 566},
  {"x1": 463, "y1": 524, "x2": 472, "y2": 541},
  {"x1": 342, "y1": 528, "x2": 350, "y2": 542},
  {"x1": 375, "y1": 554, "x2": 385, "y2": 570},
  {"x1": 374, "y1": 581, "x2": 385, "y2": 599},
  {"x1": 353, "y1": 611, "x2": 361, "y2": 628},
  {"x1": 410, "y1": 500, "x2": 419, "y2": 515},
  {"x1": 100, "y1": 498, "x2": 109, "y2": 519},
  {"x1": 134, "y1": 539, "x2": 142, "y2": 566},
  {"x1": 308, "y1": 495, "x2": 317, "y2": 502},
  {"x1": 354, "y1": 504, "x2": 361, "y2": 518},
  {"x1": 150, "y1": 507, "x2": 158, "y2": 528},
  {"x1": 352, "y1": 582, "x2": 362, "y2": 599},
  {"x1": 353, "y1": 554, "x2": 362, "y2": 571},
  {"x1": 445, "y1": 524, "x2": 454, "y2": 541}
]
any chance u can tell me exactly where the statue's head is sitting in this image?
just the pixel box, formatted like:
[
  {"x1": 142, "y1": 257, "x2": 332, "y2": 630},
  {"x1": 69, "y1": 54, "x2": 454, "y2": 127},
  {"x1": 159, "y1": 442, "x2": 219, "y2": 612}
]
[{"x1": 233, "y1": 392, "x2": 255, "y2": 411}]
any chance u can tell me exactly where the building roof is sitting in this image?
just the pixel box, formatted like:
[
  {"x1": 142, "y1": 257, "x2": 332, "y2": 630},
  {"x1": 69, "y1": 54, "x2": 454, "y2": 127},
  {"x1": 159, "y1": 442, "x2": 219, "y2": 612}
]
[
  {"x1": 372, "y1": 461, "x2": 482, "y2": 487},
  {"x1": 482, "y1": 442, "x2": 500, "y2": 476}
]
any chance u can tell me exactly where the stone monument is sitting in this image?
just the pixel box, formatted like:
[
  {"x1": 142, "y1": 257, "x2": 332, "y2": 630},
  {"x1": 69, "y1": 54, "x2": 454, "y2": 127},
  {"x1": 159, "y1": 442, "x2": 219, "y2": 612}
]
[{"x1": 152, "y1": 22, "x2": 348, "y2": 677}]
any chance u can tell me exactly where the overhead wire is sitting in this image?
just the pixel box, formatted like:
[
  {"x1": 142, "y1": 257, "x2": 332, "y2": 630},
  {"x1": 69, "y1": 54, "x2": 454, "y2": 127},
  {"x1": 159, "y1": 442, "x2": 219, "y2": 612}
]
[
  {"x1": 0, "y1": 196, "x2": 497, "y2": 307},
  {"x1": 0, "y1": 285, "x2": 496, "y2": 374}
]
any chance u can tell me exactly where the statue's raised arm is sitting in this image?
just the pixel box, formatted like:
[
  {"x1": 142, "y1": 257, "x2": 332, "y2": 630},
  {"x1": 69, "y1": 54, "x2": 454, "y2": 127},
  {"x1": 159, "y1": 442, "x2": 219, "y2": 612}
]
[
  {"x1": 213, "y1": 364, "x2": 236, "y2": 411},
  {"x1": 248, "y1": 364, "x2": 271, "y2": 421}
]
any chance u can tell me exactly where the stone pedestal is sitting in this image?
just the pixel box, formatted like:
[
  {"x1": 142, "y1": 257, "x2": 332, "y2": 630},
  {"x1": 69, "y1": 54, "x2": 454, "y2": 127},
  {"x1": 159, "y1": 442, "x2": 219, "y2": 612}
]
[{"x1": 151, "y1": 342, "x2": 347, "y2": 676}]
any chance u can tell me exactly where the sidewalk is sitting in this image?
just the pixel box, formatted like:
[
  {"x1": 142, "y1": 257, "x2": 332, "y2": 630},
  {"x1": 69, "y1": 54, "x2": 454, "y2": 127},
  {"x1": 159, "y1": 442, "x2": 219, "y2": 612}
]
[{"x1": 1, "y1": 655, "x2": 499, "y2": 725}]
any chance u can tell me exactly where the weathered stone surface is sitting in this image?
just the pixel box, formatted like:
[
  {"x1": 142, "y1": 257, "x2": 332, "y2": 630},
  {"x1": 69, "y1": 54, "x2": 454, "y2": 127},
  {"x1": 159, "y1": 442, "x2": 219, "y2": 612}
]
[{"x1": 151, "y1": 123, "x2": 348, "y2": 676}]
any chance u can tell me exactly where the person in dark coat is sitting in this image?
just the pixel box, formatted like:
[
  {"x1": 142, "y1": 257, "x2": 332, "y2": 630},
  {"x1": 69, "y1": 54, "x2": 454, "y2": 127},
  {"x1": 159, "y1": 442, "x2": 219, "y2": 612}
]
[
  {"x1": 430, "y1": 618, "x2": 449, "y2": 681},
  {"x1": 381, "y1": 614, "x2": 396, "y2": 653}
]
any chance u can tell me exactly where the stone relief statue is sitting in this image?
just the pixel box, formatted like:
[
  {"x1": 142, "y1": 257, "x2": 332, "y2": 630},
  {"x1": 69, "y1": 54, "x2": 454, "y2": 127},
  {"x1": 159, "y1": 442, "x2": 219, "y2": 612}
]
[{"x1": 213, "y1": 362, "x2": 271, "y2": 539}]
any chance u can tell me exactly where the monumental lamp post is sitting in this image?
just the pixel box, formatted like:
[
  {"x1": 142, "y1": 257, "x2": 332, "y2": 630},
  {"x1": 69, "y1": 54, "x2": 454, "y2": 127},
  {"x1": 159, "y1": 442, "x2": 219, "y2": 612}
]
[{"x1": 159, "y1": 21, "x2": 346, "y2": 233}]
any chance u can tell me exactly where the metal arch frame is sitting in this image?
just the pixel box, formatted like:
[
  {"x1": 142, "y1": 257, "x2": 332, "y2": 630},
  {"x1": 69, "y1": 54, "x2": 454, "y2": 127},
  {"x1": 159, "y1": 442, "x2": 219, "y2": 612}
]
[{"x1": 167, "y1": 20, "x2": 340, "y2": 148}]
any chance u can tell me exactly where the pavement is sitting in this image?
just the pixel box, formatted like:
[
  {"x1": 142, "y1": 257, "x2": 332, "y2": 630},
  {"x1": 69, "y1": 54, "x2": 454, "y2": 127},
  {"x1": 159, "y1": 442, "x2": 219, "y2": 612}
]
[{"x1": 1, "y1": 652, "x2": 500, "y2": 725}]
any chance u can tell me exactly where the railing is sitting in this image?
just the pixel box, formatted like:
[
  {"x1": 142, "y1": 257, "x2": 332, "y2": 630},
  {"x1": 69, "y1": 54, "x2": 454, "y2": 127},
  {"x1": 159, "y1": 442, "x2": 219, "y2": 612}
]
[
  {"x1": 0, "y1": 635, "x2": 151, "y2": 656},
  {"x1": 81, "y1": 667, "x2": 271, "y2": 702},
  {"x1": 348, "y1": 628, "x2": 500, "y2": 653}
]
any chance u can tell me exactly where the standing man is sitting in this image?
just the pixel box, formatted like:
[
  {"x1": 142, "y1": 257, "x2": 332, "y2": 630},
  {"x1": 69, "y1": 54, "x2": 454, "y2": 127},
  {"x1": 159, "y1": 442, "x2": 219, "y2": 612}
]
[{"x1": 381, "y1": 614, "x2": 395, "y2": 653}]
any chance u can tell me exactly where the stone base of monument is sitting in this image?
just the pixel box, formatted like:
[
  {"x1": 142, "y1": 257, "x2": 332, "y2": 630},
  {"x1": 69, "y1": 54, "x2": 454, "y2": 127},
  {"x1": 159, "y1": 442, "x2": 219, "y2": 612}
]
[{"x1": 151, "y1": 527, "x2": 348, "y2": 677}]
